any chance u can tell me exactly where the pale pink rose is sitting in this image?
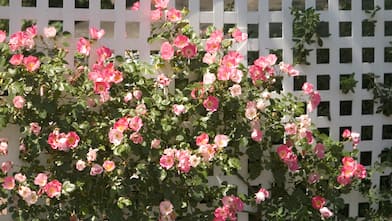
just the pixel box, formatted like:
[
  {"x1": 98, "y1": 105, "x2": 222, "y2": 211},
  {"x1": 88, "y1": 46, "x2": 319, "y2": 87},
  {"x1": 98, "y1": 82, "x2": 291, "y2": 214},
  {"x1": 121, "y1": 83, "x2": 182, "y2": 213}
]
[
  {"x1": 245, "y1": 102, "x2": 257, "y2": 120},
  {"x1": 76, "y1": 160, "x2": 86, "y2": 171},
  {"x1": 159, "y1": 200, "x2": 174, "y2": 216},
  {"x1": 103, "y1": 160, "x2": 115, "y2": 172},
  {"x1": 256, "y1": 99, "x2": 270, "y2": 111},
  {"x1": 34, "y1": 173, "x2": 48, "y2": 187},
  {"x1": 173, "y1": 35, "x2": 189, "y2": 49},
  {"x1": 214, "y1": 134, "x2": 229, "y2": 148},
  {"x1": 0, "y1": 139, "x2": 8, "y2": 156},
  {"x1": 23, "y1": 55, "x2": 40, "y2": 72},
  {"x1": 284, "y1": 123, "x2": 297, "y2": 135},
  {"x1": 314, "y1": 143, "x2": 325, "y2": 159},
  {"x1": 130, "y1": 132, "x2": 143, "y2": 144},
  {"x1": 160, "y1": 42, "x2": 174, "y2": 61},
  {"x1": 77, "y1": 37, "x2": 91, "y2": 56},
  {"x1": 0, "y1": 30, "x2": 6, "y2": 43},
  {"x1": 307, "y1": 172, "x2": 320, "y2": 184},
  {"x1": 19, "y1": 143, "x2": 26, "y2": 152},
  {"x1": 130, "y1": 1, "x2": 139, "y2": 10},
  {"x1": 87, "y1": 148, "x2": 98, "y2": 162},
  {"x1": 198, "y1": 144, "x2": 216, "y2": 162},
  {"x1": 354, "y1": 164, "x2": 367, "y2": 179},
  {"x1": 18, "y1": 186, "x2": 32, "y2": 198},
  {"x1": 229, "y1": 84, "x2": 242, "y2": 97},
  {"x1": 203, "y1": 96, "x2": 219, "y2": 112},
  {"x1": 160, "y1": 154, "x2": 174, "y2": 169},
  {"x1": 133, "y1": 90, "x2": 142, "y2": 100},
  {"x1": 231, "y1": 28, "x2": 248, "y2": 42},
  {"x1": 181, "y1": 43, "x2": 197, "y2": 58},
  {"x1": 151, "y1": 139, "x2": 161, "y2": 149},
  {"x1": 90, "y1": 164, "x2": 103, "y2": 176},
  {"x1": 24, "y1": 191, "x2": 38, "y2": 205},
  {"x1": 302, "y1": 82, "x2": 314, "y2": 95},
  {"x1": 176, "y1": 150, "x2": 191, "y2": 173},
  {"x1": 189, "y1": 155, "x2": 201, "y2": 167},
  {"x1": 43, "y1": 26, "x2": 57, "y2": 38},
  {"x1": 255, "y1": 188, "x2": 270, "y2": 204},
  {"x1": 202, "y1": 52, "x2": 216, "y2": 64},
  {"x1": 217, "y1": 66, "x2": 231, "y2": 81},
  {"x1": 307, "y1": 91, "x2": 321, "y2": 113},
  {"x1": 351, "y1": 132, "x2": 360, "y2": 147},
  {"x1": 2, "y1": 176, "x2": 15, "y2": 190},
  {"x1": 123, "y1": 92, "x2": 133, "y2": 102},
  {"x1": 156, "y1": 74, "x2": 171, "y2": 87},
  {"x1": 319, "y1": 207, "x2": 333, "y2": 218},
  {"x1": 276, "y1": 144, "x2": 292, "y2": 161},
  {"x1": 251, "y1": 128, "x2": 263, "y2": 142},
  {"x1": 26, "y1": 25, "x2": 37, "y2": 38},
  {"x1": 12, "y1": 96, "x2": 26, "y2": 109},
  {"x1": 166, "y1": 8, "x2": 182, "y2": 22},
  {"x1": 96, "y1": 46, "x2": 112, "y2": 63},
  {"x1": 109, "y1": 128, "x2": 123, "y2": 146},
  {"x1": 230, "y1": 69, "x2": 243, "y2": 83},
  {"x1": 135, "y1": 104, "x2": 147, "y2": 115},
  {"x1": 89, "y1": 27, "x2": 105, "y2": 40},
  {"x1": 153, "y1": 0, "x2": 169, "y2": 9},
  {"x1": 150, "y1": 9, "x2": 162, "y2": 21},
  {"x1": 9, "y1": 54, "x2": 24, "y2": 65},
  {"x1": 14, "y1": 173, "x2": 27, "y2": 184},
  {"x1": 203, "y1": 72, "x2": 216, "y2": 85},
  {"x1": 29, "y1": 122, "x2": 41, "y2": 136},
  {"x1": 129, "y1": 116, "x2": 143, "y2": 132},
  {"x1": 1, "y1": 161, "x2": 12, "y2": 174},
  {"x1": 279, "y1": 62, "x2": 299, "y2": 76},
  {"x1": 172, "y1": 104, "x2": 186, "y2": 116},
  {"x1": 44, "y1": 179, "x2": 62, "y2": 198}
]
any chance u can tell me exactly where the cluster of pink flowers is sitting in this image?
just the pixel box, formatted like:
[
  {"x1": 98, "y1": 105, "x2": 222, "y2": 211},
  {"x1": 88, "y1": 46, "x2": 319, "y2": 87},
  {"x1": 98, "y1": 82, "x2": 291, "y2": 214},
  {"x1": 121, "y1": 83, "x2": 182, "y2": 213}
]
[
  {"x1": 255, "y1": 187, "x2": 270, "y2": 204},
  {"x1": 75, "y1": 148, "x2": 116, "y2": 176},
  {"x1": 276, "y1": 144, "x2": 300, "y2": 171},
  {"x1": 301, "y1": 82, "x2": 321, "y2": 113},
  {"x1": 160, "y1": 34, "x2": 198, "y2": 61},
  {"x1": 108, "y1": 116, "x2": 144, "y2": 146},
  {"x1": 213, "y1": 195, "x2": 244, "y2": 221},
  {"x1": 159, "y1": 200, "x2": 176, "y2": 221},
  {"x1": 337, "y1": 156, "x2": 366, "y2": 186},
  {"x1": 248, "y1": 54, "x2": 277, "y2": 84},
  {"x1": 311, "y1": 196, "x2": 333, "y2": 219},
  {"x1": 279, "y1": 62, "x2": 300, "y2": 76},
  {"x1": 10, "y1": 54, "x2": 41, "y2": 72},
  {"x1": 284, "y1": 114, "x2": 314, "y2": 144},
  {"x1": 341, "y1": 129, "x2": 360, "y2": 148},
  {"x1": 150, "y1": 0, "x2": 182, "y2": 23},
  {"x1": 231, "y1": 28, "x2": 248, "y2": 43},
  {"x1": 159, "y1": 148, "x2": 200, "y2": 173},
  {"x1": 47, "y1": 129, "x2": 80, "y2": 151},
  {"x1": 196, "y1": 133, "x2": 229, "y2": 162},
  {"x1": 204, "y1": 29, "x2": 223, "y2": 63},
  {"x1": 8, "y1": 25, "x2": 37, "y2": 51}
]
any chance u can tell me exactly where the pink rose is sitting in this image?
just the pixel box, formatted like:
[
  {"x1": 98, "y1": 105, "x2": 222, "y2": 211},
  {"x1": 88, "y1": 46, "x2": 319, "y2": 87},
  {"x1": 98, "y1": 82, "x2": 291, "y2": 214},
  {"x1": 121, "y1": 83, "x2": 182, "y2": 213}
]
[
  {"x1": 160, "y1": 154, "x2": 174, "y2": 169},
  {"x1": 0, "y1": 30, "x2": 6, "y2": 43},
  {"x1": 1, "y1": 161, "x2": 13, "y2": 174},
  {"x1": 319, "y1": 207, "x2": 334, "y2": 218},
  {"x1": 196, "y1": 133, "x2": 209, "y2": 146},
  {"x1": 314, "y1": 143, "x2": 325, "y2": 159},
  {"x1": 181, "y1": 43, "x2": 197, "y2": 58},
  {"x1": 172, "y1": 104, "x2": 186, "y2": 116},
  {"x1": 76, "y1": 160, "x2": 86, "y2": 171},
  {"x1": 153, "y1": 0, "x2": 169, "y2": 9},
  {"x1": 77, "y1": 37, "x2": 91, "y2": 56},
  {"x1": 123, "y1": 92, "x2": 133, "y2": 102},
  {"x1": 89, "y1": 27, "x2": 105, "y2": 40},
  {"x1": 202, "y1": 52, "x2": 216, "y2": 64},
  {"x1": 13, "y1": 96, "x2": 25, "y2": 109},
  {"x1": 203, "y1": 96, "x2": 219, "y2": 112},
  {"x1": 214, "y1": 134, "x2": 229, "y2": 148},
  {"x1": 150, "y1": 9, "x2": 162, "y2": 21},
  {"x1": 231, "y1": 28, "x2": 248, "y2": 42},
  {"x1": 130, "y1": 1, "x2": 139, "y2": 10},
  {"x1": 166, "y1": 8, "x2": 182, "y2": 22},
  {"x1": 133, "y1": 90, "x2": 142, "y2": 100},
  {"x1": 23, "y1": 55, "x2": 40, "y2": 72},
  {"x1": 129, "y1": 116, "x2": 143, "y2": 132},
  {"x1": 34, "y1": 173, "x2": 48, "y2": 187},
  {"x1": 103, "y1": 160, "x2": 115, "y2": 172},
  {"x1": 311, "y1": 196, "x2": 326, "y2": 210},
  {"x1": 90, "y1": 164, "x2": 103, "y2": 176},
  {"x1": 151, "y1": 138, "x2": 161, "y2": 149},
  {"x1": 229, "y1": 84, "x2": 242, "y2": 97},
  {"x1": 251, "y1": 128, "x2": 263, "y2": 142},
  {"x1": 29, "y1": 122, "x2": 41, "y2": 136},
  {"x1": 109, "y1": 128, "x2": 124, "y2": 146},
  {"x1": 203, "y1": 72, "x2": 216, "y2": 85},
  {"x1": 255, "y1": 188, "x2": 270, "y2": 204},
  {"x1": 43, "y1": 26, "x2": 57, "y2": 38},
  {"x1": 129, "y1": 132, "x2": 143, "y2": 144},
  {"x1": 173, "y1": 35, "x2": 189, "y2": 49},
  {"x1": 87, "y1": 148, "x2": 98, "y2": 162},
  {"x1": 156, "y1": 74, "x2": 171, "y2": 87},
  {"x1": 160, "y1": 42, "x2": 174, "y2": 61},
  {"x1": 9, "y1": 54, "x2": 24, "y2": 65},
  {"x1": 0, "y1": 139, "x2": 8, "y2": 156},
  {"x1": 307, "y1": 172, "x2": 320, "y2": 184},
  {"x1": 159, "y1": 200, "x2": 174, "y2": 216},
  {"x1": 2, "y1": 176, "x2": 15, "y2": 190},
  {"x1": 302, "y1": 82, "x2": 314, "y2": 95},
  {"x1": 342, "y1": 129, "x2": 351, "y2": 139},
  {"x1": 14, "y1": 173, "x2": 26, "y2": 183},
  {"x1": 44, "y1": 179, "x2": 62, "y2": 198}
]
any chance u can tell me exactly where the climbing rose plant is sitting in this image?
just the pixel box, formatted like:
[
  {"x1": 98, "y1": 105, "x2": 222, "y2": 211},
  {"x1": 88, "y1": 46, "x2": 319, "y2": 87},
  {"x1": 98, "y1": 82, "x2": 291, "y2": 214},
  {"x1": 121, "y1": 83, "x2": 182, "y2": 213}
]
[{"x1": 0, "y1": 2, "x2": 370, "y2": 221}]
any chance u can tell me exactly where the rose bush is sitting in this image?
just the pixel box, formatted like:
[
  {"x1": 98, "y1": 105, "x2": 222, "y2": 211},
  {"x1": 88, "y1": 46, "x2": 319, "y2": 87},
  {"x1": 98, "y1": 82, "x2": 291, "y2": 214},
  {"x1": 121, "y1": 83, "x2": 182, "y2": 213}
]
[{"x1": 0, "y1": 2, "x2": 380, "y2": 220}]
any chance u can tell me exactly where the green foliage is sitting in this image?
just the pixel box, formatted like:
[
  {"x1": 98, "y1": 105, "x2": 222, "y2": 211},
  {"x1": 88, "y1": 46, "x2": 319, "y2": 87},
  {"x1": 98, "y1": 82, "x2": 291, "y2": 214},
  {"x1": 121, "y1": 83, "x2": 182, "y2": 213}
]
[{"x1": 340, "y1": 73, "x2": 358, "y2": 94}]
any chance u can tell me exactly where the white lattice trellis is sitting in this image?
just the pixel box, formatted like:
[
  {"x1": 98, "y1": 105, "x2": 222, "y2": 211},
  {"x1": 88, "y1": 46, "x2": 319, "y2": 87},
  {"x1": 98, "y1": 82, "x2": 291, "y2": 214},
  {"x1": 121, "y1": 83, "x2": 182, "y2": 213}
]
[{"x1": 0, "y1": 0, "x2": 391, "y2": 220}]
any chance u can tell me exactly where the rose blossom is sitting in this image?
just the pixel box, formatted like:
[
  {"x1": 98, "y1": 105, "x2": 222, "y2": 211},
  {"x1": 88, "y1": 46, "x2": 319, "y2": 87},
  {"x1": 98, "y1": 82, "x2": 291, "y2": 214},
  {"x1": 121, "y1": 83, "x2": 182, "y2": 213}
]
[
  {"x1": 1, "y1": 161, "x2": 13, "y2": 174},
  {"x1": 319, "y1": 207, "x2": 333, "y2": 218},
  {"x1": 255, "y1": 188, "x2": 270, "y2": 204},
  {"x1": 0, "y1": 30, "x2": 5, "y2": 43},
  {"x1": 89, "y1": 27, "x2": 105, "y2": 40},
  {"x1": 90, "y1": 164, "x2": 104, "y2": 176},
  {"x1": 43, "y1": 26, "x2": 57, "y2": 38},
  {"x1": 167, "y1": 8, "x2": 182, "y2": 22},
  {"x1": 14, "y1": 173, "x2": 26, "y2": 183},
  {"x1": 151, "y1": 139, "x2": 161, "y2": 149},
  {"x1": 2, "y1": 176, "x2": 15, "y2": 190},
  {"x1": 29, "y1": 122, "x2": 41, "y2": 136},
  {"x1": 251, "y1": 128, "x2": 263, "y2": 142},
  {"x1": 203, "y1": 96, "x2": 219, "y2": 112},
  {"x1": 9, "y1": 54, "x2": 24, "y2": 65},
  {"x1": 203, "y1": 72, "x2": 216, "y2": 85},
  {"x1": 34, "y1": 173, "x2": 48, "y2": 187},
  {"x1": 173, "y1": 35, "x2": 189, "y2": 48},
  {"x1": 76, "y1": 160, "x2": 86, "y2": 171},
  {"x1": 229, "y1": 84, "x2": 242, "y2": 97},
  {"x1": 160, "y1": 42, "x2": 174, "y2": 61},
  {"x1": 311, "y1": 196, "x2": 326, "y2": 210},
  {"x1": 172, "y1": 104, "x2": 186, "y2": 116},
  {"x1": 44, "y1": 179, "x2": 62, "y2": 198},
  {"x1": 87, "y1": 148, "x2": 98, "y2": 162},
  {"x1": 23, "y1": 56, "x2": 40, "y2": 72},
  {"x1": 13, "y1": 96, "x2": 26, "y2": 109},
  {"x1": 181, "y1": 43, "x2": 197, "y2": 58},
  {"x1": 159, "y1": 200, "x2": 174, "y2": 216},
  {"x1": 214, "y1": 134, "x2": 229, "y2": 148},
  {"x1": 150, "y1": 9, "x2": 162, "y2": 21},
  {"x1": 0, "y1": 139, "x2": 8, "y2": 156},
  {"x1": 103, "y1": 160, "x2": 115, "y2": 172}
]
